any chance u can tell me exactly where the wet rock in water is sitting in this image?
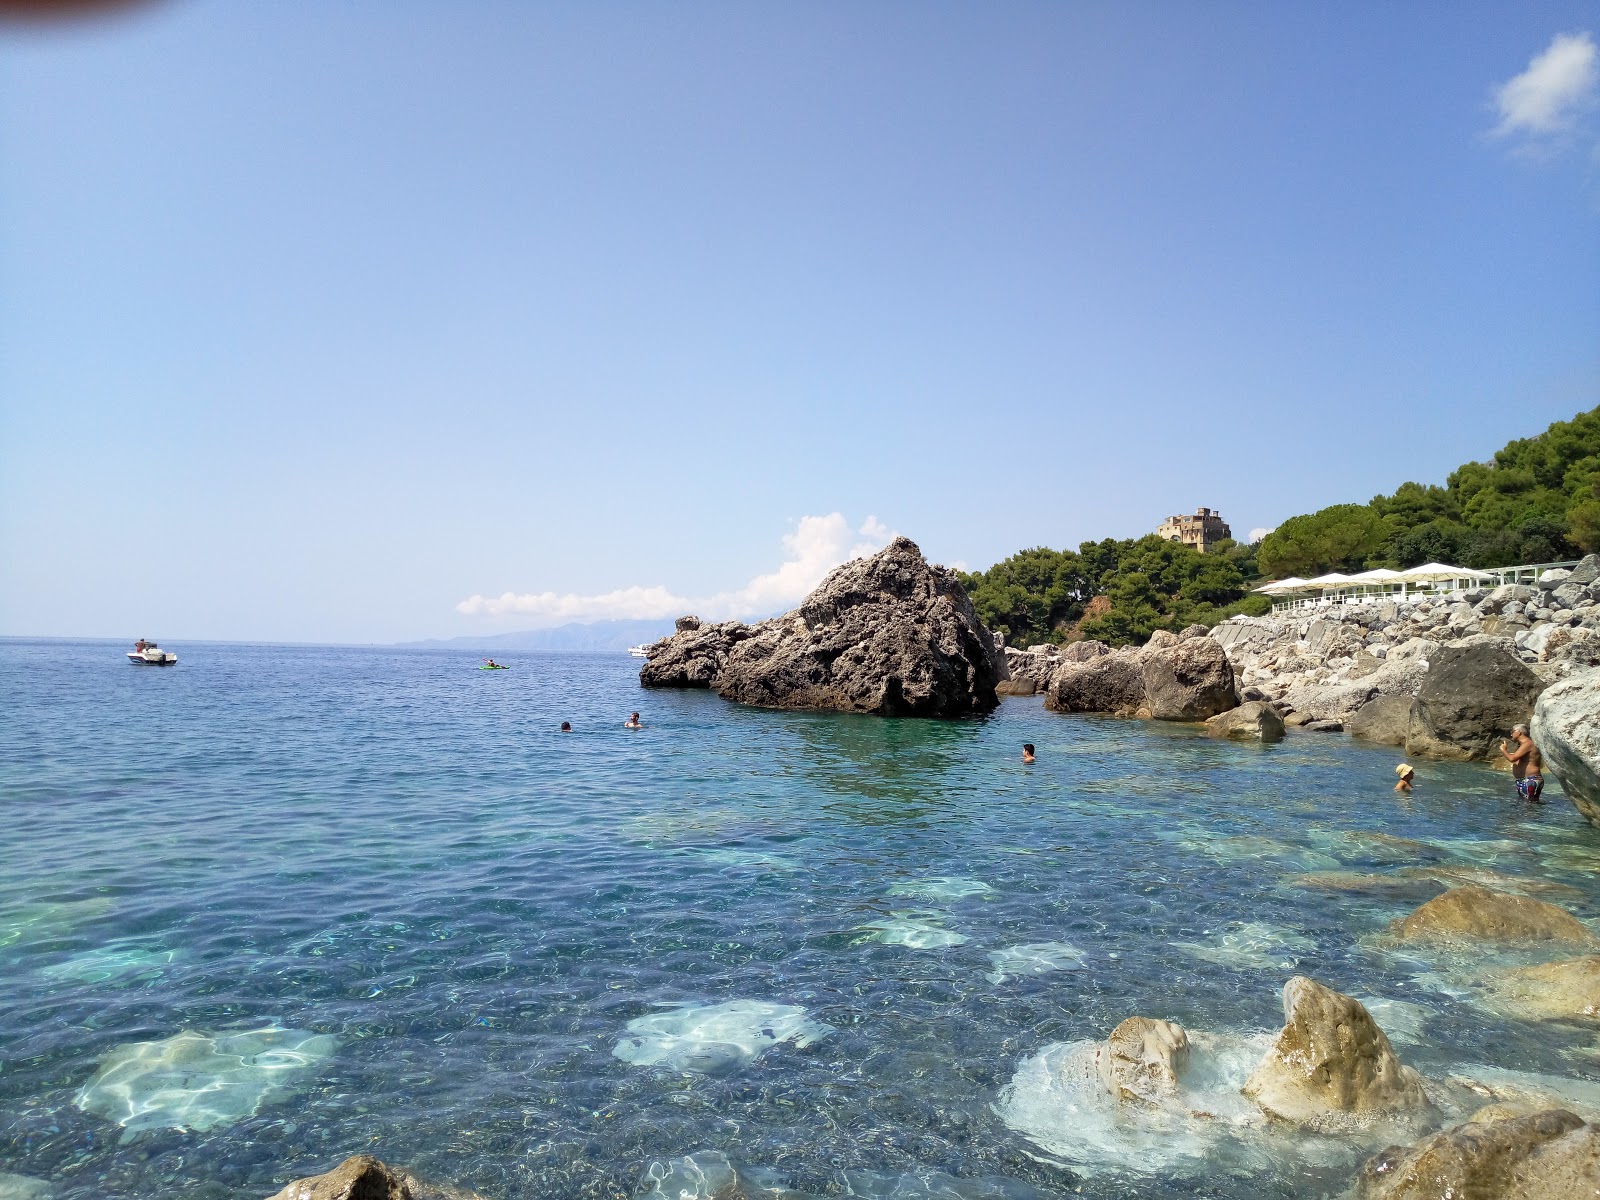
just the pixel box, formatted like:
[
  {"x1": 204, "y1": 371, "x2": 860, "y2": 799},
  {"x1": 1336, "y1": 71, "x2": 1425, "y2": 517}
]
[
  {"x1": 1286, "y1": 871, "x2": 1446, "y2": 902},
  {"x1": 1392, "y1": 886, "x2": 1597, "y2": 946},
  {"x1": 1242, "y1": 976, "x2": 1431, "y2": 1128},
  {"x1": 0, "y1": 1172, "x2": 53, "y2": 1200},
  {"x1": 985, "y1": 941, "x2": 1086, "y2": 984},
  {"x1": 75, "y1": 1025, "x2": 338, "y2": 1138},
  {"x1": 1532, "y1": 666, "x2": 1600, "y2": 828},
  {"x1": 1141, "y1": 635, "x2": 1239, "y2": 720},
  {"x1": 643, "y1": 537, "x2": 1001, "y2": 717},
  {"x1": 613, "y1": 1000, "x2": 833, "y2": 1073},
  {"x1": 1354, "y1": 1108, "x2": 1599, "y2": 1200},
  {"x1": 1204, "y1": 700, "x2": 1285, "y2": 742},
  {"x1": 1096, "y1": 1017, "x2": 1190, "y2": 1105},
  {"x1": 851, "y1": 911, "x2": 969, "y2": 948},
  {"x1": 1348, "y1": 695, "x2": 1416, "y2": 747},
  {"x1": 1168, "y1": 921, "x2": 1317, "y2": 971},
  {"x1": 1045, "y1": 646, "x2": 1147, "y2": 716},
  {"x1": 884, "y1": 876, "x2": 992, "y2": 901},
  {"x1": 265, "y1": 1155, "x2": 410, "y2": 1200},
  {"x1": 1404, "y1": 643, "x2": 1546, "y2": 761},
  {"x1": 1479, "y1": 956, "x2": 1600, "y2": 1022}
]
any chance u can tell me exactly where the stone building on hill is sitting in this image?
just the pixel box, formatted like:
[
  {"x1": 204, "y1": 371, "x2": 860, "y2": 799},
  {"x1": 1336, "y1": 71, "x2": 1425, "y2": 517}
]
[{"x1": 1156, "y1": 507, "x2": 1232, "y2": 554}]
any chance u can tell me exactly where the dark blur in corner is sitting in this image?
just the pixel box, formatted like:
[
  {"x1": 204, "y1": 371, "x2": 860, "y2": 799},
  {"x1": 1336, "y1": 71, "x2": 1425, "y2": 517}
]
[{"x1": 0, "y1": 0, "x2": 164, "y2": 23}]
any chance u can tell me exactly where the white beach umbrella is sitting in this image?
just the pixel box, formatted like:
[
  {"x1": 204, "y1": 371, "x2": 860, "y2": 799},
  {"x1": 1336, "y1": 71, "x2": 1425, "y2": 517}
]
[
  {"x1": 1392, "y1": 562, "x2": 1494, "y2": 583},
  {"x1": 1346, "y1": 568, "x2": 1402, "y2": 582},
  {"x1": 1304, "y1": 572, "x2": 1356, "y2": 587},
  {"x1": 1255, "y1": 577, "x2": 1308, "y2": 594}
]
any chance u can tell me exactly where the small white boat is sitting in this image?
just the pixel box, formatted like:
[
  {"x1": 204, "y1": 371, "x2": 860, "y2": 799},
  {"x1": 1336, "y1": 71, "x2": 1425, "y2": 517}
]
[
  {"x1": 628, "y1": 644, "x2": 651, "y2": 658},
  {"x1": 127, "y1": 641, "x2": 178, "y2": 666}
]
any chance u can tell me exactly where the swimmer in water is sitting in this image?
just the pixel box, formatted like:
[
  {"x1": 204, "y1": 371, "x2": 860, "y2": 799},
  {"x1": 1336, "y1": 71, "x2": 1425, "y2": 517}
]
[
  {"x1": 1501, "y1": 724, "x2": 1544, "y2": 802},
  {"x1": 1394, "y1": 763, "x2": 1414, "y2": 793},
  {"x1": 1022, "y1": 743, "x2": 1036, "y2": 764},
  {"x1": 559, "y1": 721, "x2": 572, "y2": 732},
  {"x1": 625, "y1": 712, "x2": 642, "y2": 729}
]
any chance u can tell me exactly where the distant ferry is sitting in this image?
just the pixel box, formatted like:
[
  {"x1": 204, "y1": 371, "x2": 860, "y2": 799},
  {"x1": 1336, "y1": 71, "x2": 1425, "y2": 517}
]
[{"x1": 628, "y1": 645, "x2": 651, "y2": 658}]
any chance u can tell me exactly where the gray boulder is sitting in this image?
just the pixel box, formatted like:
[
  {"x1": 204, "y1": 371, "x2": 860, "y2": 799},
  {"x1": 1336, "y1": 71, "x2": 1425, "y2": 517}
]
[
  {"x1": 1532, "y1": 667, "x2": 1600, "y2": 827},
  {"x1": 1569, "y1": 553, "x2": 1600, "y2": 586},
  {"x1": 1393, "y1": 886, "x2": 1597, "y2": 946},
  {"x1": 1404, "y1": 643, "x2": 1546, "y2": 761},
  {"x1": 1538, "y1": 568, "x2": 1573, "y2": 591},
  {"x1": 1355, "y1": 1109, "x2": 1599, "y2": 1200},
  {"x1": 642, "y1": 537, "x2": 1001, "y2": 717},
  {"x1": 1141, "y1": 635, "x2": 1238, "y2": 720},
  {"x1": 1204, "y1": 701, "x2": 1285, "y2": 742},
  {"x1": 1348, "y1": 695, "x2": 1417, "y2": 746},
  {"x1": 1046, "y1": 648, "x2": 1148, "y2": 717}
]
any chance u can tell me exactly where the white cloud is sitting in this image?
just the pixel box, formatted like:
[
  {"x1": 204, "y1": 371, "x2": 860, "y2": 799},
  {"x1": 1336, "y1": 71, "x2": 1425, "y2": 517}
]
[
  {"x1": 1248, "y1": 527, "x2": 1275, "y2": 544},
  {"x1": 455, "y1": 514, "x2": 896, "y2": 624},
  {"x1": 1491, "y1": 32, "x2": 1598, "y2": 137}
]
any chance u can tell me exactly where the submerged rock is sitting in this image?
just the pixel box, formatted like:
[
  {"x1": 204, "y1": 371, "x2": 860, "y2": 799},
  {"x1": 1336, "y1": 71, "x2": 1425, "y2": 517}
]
[
  {"x1": 264, "y1": 1155, "x2": 486, "y2": 1200},
  {"x1": 1479, "y1": 956, "x2": 1600, "y2": 1023},
  {"x1": 641, "y1": 537, "x2": 1001, "y2": 717},
  {"x1": 1204, "y1": 700, "x2": 1285, "y2": 742},
  {"x1": 0, "y1": 1173, "x2": 53, "y2": 1200},
  {"x1": 1241, "y1": 976, "x2": 1431, "y2": 1128},
  {"x1": 1393, "y1": 886, "x2": 1596, "y2": 946},
  {"x1": 1404, "y1": 644, "x2": 1546, "y2": 761},
  {"x1": 1532, "y1": 667, "x2": 1600, "y2": 828},
  {"x1": 613, "y1": 1000, "x2": 833, "y2": 1073},
  {"x1": 1354, "y1": 1108, "x2": 1599, "y2": 1200},
  {"x1": 985, "y1": 941, "x2": 1086, "y2": 984}
]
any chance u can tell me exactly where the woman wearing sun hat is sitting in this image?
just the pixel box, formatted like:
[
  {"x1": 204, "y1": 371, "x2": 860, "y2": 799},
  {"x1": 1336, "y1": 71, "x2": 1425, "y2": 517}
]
[{"x1": 1394, "y1": 763, "x2": 1415, "y2": 793}]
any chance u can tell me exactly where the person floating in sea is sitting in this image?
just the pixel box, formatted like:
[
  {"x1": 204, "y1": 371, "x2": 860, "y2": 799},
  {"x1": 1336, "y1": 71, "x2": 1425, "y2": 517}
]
[
  {"x1": 1022, "y1": 743, "x2": 1035, "y2": 764},
  {"x1": 625, "y1": 712, "x2": 642, "y2": 729},
  {"x1": 1501, "y1": 724, "x2": 1544, "y2": 802},
  {"x1": 559, "y1": 721, "x2": 572, "y2": 732},
  {"x1": 1394, "y1": 763, "x2": 1415, "y2": 793}
]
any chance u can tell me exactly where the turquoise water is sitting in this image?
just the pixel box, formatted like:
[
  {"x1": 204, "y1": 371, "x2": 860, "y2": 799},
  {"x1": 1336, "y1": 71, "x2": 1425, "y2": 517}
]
[{"x1": 1, "y1": 639, "x2": 1597, "y2": 1199}]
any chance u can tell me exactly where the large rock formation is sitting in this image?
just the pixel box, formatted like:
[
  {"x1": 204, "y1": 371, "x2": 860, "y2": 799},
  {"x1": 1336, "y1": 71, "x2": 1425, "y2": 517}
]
[
  {"x1": 1532, "y1": 667, "x2": 1600, "y2": 827},
  {"x1": 639, "y1": 537, "x2": 1001, "y2": 717},
  {"x1": 1393, "y1": 886, "x2": 1597, "y2": 946},
  {"x1": 1045, "y1": 629, "x2": 1238, "y2": 722},
  {"x1": 1347, "y1": 695, "x2": 1417, "y2": 747},
  {"x1": 1404, "y1": 643, "x2": 1547, "y2": 761},
  {"x1": 1203, "y1": 700, "x2": 1285, "y2": 742},
  {"x1": 1355, "y1": 1108, "x2": 1600, "y2": 1200},
  {"x1": 1241, "y1": 976, "x2": 1431, "y2": 1127},
  {"x1": 265, "y1": 1155, "x2": 485, "y2": 1200}
]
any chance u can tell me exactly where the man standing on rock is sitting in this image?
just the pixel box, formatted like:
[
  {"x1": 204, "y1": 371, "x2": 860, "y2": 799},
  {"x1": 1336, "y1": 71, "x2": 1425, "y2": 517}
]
[{"x1": 1501, "y1": 724, "x2": 1544, "y2": 802}]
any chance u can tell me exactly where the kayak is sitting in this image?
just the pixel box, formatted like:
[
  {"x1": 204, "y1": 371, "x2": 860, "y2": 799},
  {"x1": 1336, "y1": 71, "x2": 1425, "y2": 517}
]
[{"x1": 479, "y1": 665, "x2": 509, "y2": 670}]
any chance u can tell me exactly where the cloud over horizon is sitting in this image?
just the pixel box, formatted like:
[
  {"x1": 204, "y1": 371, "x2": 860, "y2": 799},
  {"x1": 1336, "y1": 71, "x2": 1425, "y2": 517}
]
[
  {"x1": 1491, "y1": 31, "x2": 1597, "y2": 138},
  {"x1": 455, "y1": 514, "x2": 896, "y2": 625}
]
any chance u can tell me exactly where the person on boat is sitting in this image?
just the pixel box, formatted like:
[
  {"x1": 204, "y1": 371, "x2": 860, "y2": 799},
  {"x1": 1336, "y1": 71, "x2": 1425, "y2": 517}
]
[
  {"x1": 134, "y1": 638, "x2": 150, "y2": 653},
  {"x1": 1394, "y1": 763, "x2": 1414, "y2": 792},
  {"x1": 485, "y1": 659, "x2": 501, "y2": 669},
  {"x1": 1501, "y1": 724, "x2": 1544, "y2": 801},
  {"x1": 625, "y1": 712, "x2": 642, "y2": 729},
  {"x1": 1022, "y1": 743, "x2": 1035, "y2": 764}
]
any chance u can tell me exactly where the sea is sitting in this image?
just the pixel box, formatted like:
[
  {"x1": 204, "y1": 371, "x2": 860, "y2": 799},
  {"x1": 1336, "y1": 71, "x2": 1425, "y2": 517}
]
[{"x1": 1, "y1": 639, "x2": 1597, "y2": 1200}]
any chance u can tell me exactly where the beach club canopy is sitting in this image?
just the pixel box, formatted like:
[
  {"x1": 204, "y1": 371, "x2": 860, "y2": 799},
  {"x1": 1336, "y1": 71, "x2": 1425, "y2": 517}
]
[
  {"x1": 1304, "y1": 572, "x2": 1357, "y2": 588},
  {"x1": 1392, "y1": 562, "x2": 1495, "y2": 583},
  {"x1": 1346, "y1": 568, "x2": 1402, "y2": 583},
  {"x1": 1255, "y1": 577, "x2": 1308, "y2": 594}
]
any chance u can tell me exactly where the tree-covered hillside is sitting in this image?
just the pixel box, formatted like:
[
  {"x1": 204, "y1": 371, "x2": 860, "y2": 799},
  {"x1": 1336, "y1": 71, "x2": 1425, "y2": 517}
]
[{"x1": 1257, "y1": 405, "x2": 1600, "y2": 578}]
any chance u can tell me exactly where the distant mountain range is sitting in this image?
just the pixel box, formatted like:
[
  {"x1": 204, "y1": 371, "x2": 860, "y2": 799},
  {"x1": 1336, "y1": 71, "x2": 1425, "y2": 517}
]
[{"x1": 398, "y1": 619, "x2": 676, "y2": 653}]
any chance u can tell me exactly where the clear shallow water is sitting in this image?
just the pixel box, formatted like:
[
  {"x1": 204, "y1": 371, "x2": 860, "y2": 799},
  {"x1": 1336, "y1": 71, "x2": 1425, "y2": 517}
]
[{"x1": 1, "y1": 639, "x2": 1597, "y2": 1199}]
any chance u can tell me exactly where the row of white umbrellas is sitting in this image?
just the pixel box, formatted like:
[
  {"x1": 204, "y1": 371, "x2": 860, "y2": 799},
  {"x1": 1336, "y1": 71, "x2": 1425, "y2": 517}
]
[{"x1": 1256, "y1": 562, "x2": 1495, "y2": 595}]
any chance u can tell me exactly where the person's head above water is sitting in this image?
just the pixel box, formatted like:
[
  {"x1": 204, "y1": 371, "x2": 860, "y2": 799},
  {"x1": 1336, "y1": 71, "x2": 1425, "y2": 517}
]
[
  {"x1": 1395, "y1": 763, "x2": 1414, "y2": 779},
  {"x1": 1022, "y1": 743, "x2": 1035, "y2": 762},
  {"x1": 560, "y1": 721, "x2": 571, "y2": 732}
]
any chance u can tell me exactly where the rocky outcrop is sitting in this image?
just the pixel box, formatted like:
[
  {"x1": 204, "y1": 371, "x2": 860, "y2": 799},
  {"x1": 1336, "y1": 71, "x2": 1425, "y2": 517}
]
[
  {"x1": 265, "y1": 1155, "x2": 485, "y2": 1200},
  {"x1": 1095, "y1": 1017, "x2": 1189, "y2": 1105},
  {"x1": 1204, "y1": 700, "x2": 1285, "y2": 742},
  {"x1": 1242, "y1": 977, "x2": 1430, "y2": 1128},
  {"x1": 1355, "y1": 1108, "x2": 1600, "y2": 1200},
  {"x1": 1479, "y1": 956, "x2": 1600, "y2": 1022},
  {"x1": 640, "y1": 537, "x2": 1001, "y2": 717},
  {"x1": 1045, "y1": 634, "x2": 1238, "y2": 722},
  {"x1": 1532, "y1": 667, "x2": 1600, "y2": 827},
  {"x1": 1347, "y1": 695, "x2": 1417, "y2": 747},
  {"x1": 1393, "y1": 886, "x2": 1596, "y2": 946},
  {"x1": 1404, "y1": 643, "x2": 1546, "y2": 761},
  {"x1": 998, "y1": 645, "x2": 1059, "y2": 696}
]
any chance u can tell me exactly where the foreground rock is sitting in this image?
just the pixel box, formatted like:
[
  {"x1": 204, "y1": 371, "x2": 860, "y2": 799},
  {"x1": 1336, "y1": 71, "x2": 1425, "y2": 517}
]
[
  {"x1": 1347, "y1": 695, "x2": 1416, "y2": 747},
  {"x1": 640, "y1": 537, "x2": 1001, "y2": 717},
  {"x1": 1203, "y1": 700, "x2": 1285, "y2": 742},
  {"x1": 1355, "y1": 1107, "x2": 1600, "y2": 1200},
  {"x1": 265, "y1": 1155, "x2": 485, "y2": 1200},
  {"x1": 1241, "y1": 976, "x2": 1430, "y2": 1128},
  {"x1": 1532, "y1": 667, "x2": 1600, "y2": 827},
  {"x1": 1393, "y1": 886, "x2": 1596, "y2": 946},
  {"x1": 1045, "y1": 629, "x2": 1238, "y2": 722},
  {"x1": 1479, "y1": 957, "x2": 1600, "y2": 1023},
  {"x1": 1095, "y1": 1016, "x2": 1190, "y2": 1105},
  {"x1": 1404, "y1": 643, "x2": 1546, "y2": 761}
]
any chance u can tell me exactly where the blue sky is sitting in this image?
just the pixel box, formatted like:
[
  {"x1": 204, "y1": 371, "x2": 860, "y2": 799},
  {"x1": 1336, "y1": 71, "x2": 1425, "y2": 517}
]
[{"x1": 2, "y1": 2, "x2": 1597, "y2": 643}]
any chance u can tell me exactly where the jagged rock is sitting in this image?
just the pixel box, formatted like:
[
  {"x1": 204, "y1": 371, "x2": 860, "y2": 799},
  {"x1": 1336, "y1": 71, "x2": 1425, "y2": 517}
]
[
  {"x1": 1349, "y1": 695, "x2": 1417, "y2": 747},
  {"x1": 1204, "y1": 701, "x2": 1286, "y2": 742},
  {"x1": 641, "y1": 537, "x2": 1001, "y2": 717},
  {"x1": 999, "y1": 647, "x2": 1058, "y2": 696},
  {"x1": 1095, "y1": 1017, "x2": 1189, "y2": 1104},
  {"x1": 1570, "y1": 554, "x2": 1600, "y2": 586},
  {"x1": 264, "y1": 1155, "x2": 485, "y2": 1200},
  {"x1": 1242, "y1": 976, "x2": 1431, "y2": 1127},
  {"x1": 1354, "y1": 1108, "x2": 1598, "y2": 1200},
  {"x1": 1393, "y1": 886, "x2": 1597, "y2": 946},
  {"x1": 1538, "y1": 569, "x2": 1574, "y2": 591},
  {"x1": 1404, "y1": 643, "x2": 1546, "y2": 761},
  {"x1": 1479, "y1": 957, "x2": 1600, "y2": 1023},
  {"x1": 1532, "y1": 668, "x2": 1600, "y2": 828},
  {"x1": 1045, "y1": 648, "x2": 1147, "y2": 717},
  {"x1": 674, "y1": 615, "x2": 702, "y2": 632},
  {"x1": 1140, "y1": 635, "x2": 1238, "y2": 720}
]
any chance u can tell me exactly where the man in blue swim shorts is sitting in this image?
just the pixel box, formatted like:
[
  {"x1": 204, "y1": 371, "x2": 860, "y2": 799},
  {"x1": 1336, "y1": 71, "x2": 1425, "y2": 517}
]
[{"x1": 1501, "y1": 724, "x2": 1544, "y2": 802}]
